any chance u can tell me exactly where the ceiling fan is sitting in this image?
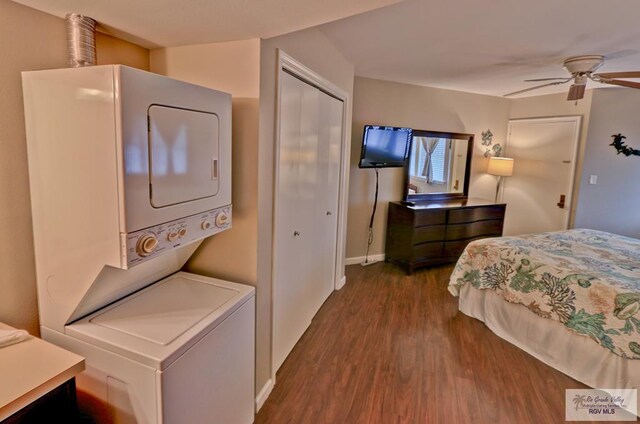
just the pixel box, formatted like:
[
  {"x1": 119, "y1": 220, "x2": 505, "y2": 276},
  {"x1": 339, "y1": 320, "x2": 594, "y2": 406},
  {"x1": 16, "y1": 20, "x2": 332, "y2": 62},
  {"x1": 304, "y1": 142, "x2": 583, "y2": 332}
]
[{"x1": 504, "y1": 55, "x2": 640, "y2": 100}]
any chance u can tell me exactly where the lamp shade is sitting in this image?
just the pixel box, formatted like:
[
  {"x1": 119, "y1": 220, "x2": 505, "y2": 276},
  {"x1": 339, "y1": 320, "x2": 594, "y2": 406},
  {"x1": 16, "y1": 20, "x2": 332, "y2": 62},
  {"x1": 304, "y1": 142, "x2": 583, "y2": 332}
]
[{"x1": 487, "y1": 157, "x2": 514, "y2": 177}]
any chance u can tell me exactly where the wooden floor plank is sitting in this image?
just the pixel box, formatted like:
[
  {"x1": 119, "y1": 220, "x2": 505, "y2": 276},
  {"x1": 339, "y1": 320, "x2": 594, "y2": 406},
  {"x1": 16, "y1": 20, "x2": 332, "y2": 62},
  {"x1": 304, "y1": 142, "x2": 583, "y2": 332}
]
[{"x1": 255, "y1": 262, "x2": 598, "y2": 423}]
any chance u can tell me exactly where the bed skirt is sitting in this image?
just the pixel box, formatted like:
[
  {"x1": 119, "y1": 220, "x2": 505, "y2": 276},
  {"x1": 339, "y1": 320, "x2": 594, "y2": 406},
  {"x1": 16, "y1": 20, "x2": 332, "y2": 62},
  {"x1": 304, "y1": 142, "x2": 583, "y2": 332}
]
[{"x1": 459, "y1": 283, "x2": 640, "y2": 390}]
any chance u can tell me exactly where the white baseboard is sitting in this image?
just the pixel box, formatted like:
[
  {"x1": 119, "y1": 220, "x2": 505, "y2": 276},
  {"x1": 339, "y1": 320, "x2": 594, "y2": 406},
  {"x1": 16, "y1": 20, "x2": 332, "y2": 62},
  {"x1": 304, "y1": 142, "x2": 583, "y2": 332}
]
[
  {"x1": 345, "y1": 254, "x2": 385, "y2": 266},
  {"x1": 336, "y1": 275, "x2": 346, "y2": 290},
  {"x1": 255, "y1": 378, "x2": 274, "y2": 412}
]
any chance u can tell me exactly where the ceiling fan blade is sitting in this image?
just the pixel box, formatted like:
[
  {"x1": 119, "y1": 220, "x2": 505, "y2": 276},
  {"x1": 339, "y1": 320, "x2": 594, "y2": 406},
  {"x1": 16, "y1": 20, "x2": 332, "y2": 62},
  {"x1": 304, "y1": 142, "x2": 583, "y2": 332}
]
[
  {"x1": 596, "y1": 71, "x2": 640, "y2": 79},
  {"x1": 602, "y1": 79, "x2": 640, "y2": 89},
  {"x1": 504, "y1": 80, "x2": 571, "y2": 97},
  {"x1": 524, "y1": 77, "x2": 571, "y2": 82}
]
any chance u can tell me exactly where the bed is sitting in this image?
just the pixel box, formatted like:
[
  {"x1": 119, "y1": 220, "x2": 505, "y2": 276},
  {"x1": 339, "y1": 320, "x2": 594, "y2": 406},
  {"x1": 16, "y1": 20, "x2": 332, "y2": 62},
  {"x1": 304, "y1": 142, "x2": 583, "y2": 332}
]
[{"x1": 449, "y1": 228, "x2": 640, "y2": 389}]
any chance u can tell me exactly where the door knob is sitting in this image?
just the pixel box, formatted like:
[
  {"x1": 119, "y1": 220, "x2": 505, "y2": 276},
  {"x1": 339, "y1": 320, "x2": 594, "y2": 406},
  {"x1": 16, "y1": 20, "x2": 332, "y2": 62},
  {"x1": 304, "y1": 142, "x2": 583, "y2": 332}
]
[
  {"x1": 557, "y1": 194, "x2": 566, "y2": 209},
  {"x1": 293, "y1": 230, "x2": 300, "y2": 236}
]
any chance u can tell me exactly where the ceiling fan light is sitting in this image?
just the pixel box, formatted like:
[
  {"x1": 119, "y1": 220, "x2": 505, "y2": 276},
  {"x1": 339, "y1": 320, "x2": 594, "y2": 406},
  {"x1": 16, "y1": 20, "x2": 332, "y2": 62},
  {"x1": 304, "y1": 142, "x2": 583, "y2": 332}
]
[
  {"x1": 563, "y1": 55, "x2": 605, "y2": 74},
  {"x1": 567, "y1": 84, "x2": 586, "y2": 101}
]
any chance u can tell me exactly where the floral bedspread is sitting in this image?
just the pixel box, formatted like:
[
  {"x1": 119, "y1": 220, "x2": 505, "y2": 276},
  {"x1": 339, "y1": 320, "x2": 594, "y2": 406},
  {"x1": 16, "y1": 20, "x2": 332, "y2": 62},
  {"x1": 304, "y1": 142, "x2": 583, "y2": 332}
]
[{"x1": 449, "y1": 229, "x2": 640, "y2": 359}]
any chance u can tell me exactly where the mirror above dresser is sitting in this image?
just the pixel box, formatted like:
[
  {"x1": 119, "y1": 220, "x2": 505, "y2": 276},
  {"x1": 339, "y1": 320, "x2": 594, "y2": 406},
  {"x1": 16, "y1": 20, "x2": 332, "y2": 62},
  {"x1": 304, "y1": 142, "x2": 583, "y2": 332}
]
[{"x1": 403, "y1": 130, "x2": 474, "y2": 202}]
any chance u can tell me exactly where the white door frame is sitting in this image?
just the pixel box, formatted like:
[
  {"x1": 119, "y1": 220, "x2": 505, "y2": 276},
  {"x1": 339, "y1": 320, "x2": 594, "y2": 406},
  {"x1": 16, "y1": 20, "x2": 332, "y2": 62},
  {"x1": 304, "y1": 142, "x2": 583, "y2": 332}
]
[
  {"x1": 505, "y1": 116, "x2": 581, "y2": 230},
  {"x1": 271, "y1": 49, "x2": 350, "y2": 379}
]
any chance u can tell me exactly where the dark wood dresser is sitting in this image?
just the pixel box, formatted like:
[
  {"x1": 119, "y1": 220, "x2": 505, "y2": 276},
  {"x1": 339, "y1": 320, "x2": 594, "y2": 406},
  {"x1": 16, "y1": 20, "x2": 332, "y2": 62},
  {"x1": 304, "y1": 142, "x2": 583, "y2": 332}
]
[{"x1": 385, "y1": 198, "x2": 506, "y2": 274}]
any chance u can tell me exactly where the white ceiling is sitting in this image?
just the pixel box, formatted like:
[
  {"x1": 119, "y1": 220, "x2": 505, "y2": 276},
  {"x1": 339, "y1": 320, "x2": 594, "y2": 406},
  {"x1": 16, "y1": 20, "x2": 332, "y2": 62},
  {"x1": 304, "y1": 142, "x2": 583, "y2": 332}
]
[
  {"x1": 12, "y1": 0, "x2": 403, "y2": 48},
  {"x1": 318, "y1": 0, "x2": 640, "y2": 97},
  {"x1": 13, "y1": 0, "x2": 640, "y2": 97}
]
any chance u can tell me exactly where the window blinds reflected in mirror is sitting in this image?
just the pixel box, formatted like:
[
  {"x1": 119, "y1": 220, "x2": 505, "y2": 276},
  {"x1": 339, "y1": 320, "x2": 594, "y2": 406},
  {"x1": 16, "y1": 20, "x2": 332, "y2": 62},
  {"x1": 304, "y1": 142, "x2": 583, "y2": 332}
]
[
  {"x1": 404, "y1": 130, "x2": 473, "y2": 202},
  {"x1": 409, "y1": 137, "x2": 450, "y2": 186},
  {"x1": 408, "y1": 137, "x2": 467, "y2": 194}
]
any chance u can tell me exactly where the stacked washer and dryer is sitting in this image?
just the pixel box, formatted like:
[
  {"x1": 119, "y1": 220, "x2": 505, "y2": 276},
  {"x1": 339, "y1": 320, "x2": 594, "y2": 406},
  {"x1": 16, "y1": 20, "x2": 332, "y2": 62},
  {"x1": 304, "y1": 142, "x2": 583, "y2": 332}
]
[{"x1": 22, "y1": 65, "x2": 255, "y2": 423}]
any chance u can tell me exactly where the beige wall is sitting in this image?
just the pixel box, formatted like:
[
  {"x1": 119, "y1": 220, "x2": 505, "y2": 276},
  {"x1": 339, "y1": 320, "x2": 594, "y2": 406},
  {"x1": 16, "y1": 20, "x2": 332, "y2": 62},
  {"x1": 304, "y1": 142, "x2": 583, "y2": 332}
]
[
  {"x1": 509, "y1": 90, "x2": 593, "y2": 227},
  {"x1": 96, "y1": 32, "x2": 150, "y2": 70},
  {"x1": 0, "y1": 0, "x2": 66, "y2": 335},
  {"x1": 574, "y1": 88, "x2": 640, "y2": 237},
  {"x1": 346, "y1": 77, "x2": 511, "y2": 260},
  {"x1": 150, "y1": 39, "x2": 263, "y2": 391},
  {"x1": 258, "y1": 27, "x2": 354, "y2": 390},
  {"x1": 0, "y1": 0, "x2": 149, "y2": 335},
  {"x1": 150, "y1": 39, "x2": 260, "y2": 98}
]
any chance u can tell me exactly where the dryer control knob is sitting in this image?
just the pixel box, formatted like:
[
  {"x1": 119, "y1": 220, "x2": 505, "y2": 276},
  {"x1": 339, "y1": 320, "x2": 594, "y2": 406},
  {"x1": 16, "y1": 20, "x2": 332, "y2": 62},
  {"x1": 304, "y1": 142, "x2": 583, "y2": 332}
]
[
  {"x1": 136, "y1": 234, "x2": 159, "y2": 257},
  {"x1": 215, "y1": 212, "x2": 229, "y2": 228},
  {"x1": 202, "y1": 221, "x2": 211, "y2": 230}
]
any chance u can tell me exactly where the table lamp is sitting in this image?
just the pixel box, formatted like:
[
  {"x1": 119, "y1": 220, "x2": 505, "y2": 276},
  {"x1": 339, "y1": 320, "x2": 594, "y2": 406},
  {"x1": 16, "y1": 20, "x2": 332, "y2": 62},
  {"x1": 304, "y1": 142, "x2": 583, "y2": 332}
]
[{"x1": 487, "y1": 157, "x2": 514, "y2": 202}]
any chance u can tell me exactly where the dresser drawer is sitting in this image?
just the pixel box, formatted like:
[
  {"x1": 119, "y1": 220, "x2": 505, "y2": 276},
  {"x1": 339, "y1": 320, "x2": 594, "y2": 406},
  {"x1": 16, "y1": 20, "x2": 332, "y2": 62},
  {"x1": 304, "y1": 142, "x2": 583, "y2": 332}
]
[
  {"x1": 443, "y1": 240, "x2": 470, "y2": 258},
  {"x1": 444, "y1": 235, "x2": 499, "y2": 258},
  {"x1": 447, "y1": 206, "x2": 505, "y2": 224},
  {"x1": 412, "y1": 242, "x2": 443, "y2": 260},
  {"x1": 414, "y1": 210, "x2": 446, "y2": 227},
  {"x1": 413, "y1": 225, "x2": 446, "y2": 244},
  {"x1": 445, "y1": 219, "x2": 504, "y2": 241}
]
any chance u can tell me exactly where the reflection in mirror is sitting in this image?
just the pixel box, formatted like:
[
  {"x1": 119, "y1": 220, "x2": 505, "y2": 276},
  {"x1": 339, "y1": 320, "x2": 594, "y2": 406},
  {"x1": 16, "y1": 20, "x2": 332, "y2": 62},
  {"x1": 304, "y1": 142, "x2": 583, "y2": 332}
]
[
  {"x1": 404, "y1": 130, "x2": 473, "y2": 201},
  {"x1": 408, "y1": 137, "x2": 468, "y2": 194}
]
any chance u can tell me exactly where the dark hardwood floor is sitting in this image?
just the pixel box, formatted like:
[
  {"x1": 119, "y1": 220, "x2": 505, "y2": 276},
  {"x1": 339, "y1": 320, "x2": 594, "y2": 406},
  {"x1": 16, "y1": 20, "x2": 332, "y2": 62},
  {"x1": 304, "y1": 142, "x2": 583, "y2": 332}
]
[{"x1": 255, "y1": 262, "x2": 593, "y2": 424}]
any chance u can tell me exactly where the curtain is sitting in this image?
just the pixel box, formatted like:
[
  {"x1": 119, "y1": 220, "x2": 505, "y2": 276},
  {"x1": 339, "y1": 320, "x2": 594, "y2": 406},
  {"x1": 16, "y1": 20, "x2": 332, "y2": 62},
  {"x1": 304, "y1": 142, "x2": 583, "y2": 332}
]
[{"x1": 420, "y1": 138, "x2": 440, "y2": 183}]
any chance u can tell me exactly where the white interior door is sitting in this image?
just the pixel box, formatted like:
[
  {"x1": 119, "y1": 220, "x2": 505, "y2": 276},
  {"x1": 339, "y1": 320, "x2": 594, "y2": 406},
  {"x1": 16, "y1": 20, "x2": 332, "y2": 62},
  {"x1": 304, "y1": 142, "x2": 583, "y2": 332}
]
[
  {"x1": 314, "y1": 91, "x2": 343, "y2": 308},
  {"x1": 503, "y1": 117, "x2": 580, "y2": 236},
  {"x1": 450, "y1": 140, "x2": 467, "y2": 193},
  {"x1": 273, "y1": 72, "x2": 344, "y2": 371},
  {"x1": 298, "y1": 78, "x2": 321, "y2": 320},
  {"x1": 274, "y1": 73, "x2": 306, "y2": 372}
]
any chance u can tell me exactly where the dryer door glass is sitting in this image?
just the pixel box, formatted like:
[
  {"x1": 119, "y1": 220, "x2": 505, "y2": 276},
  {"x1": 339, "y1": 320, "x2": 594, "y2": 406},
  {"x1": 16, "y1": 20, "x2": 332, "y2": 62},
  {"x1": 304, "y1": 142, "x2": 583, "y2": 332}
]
[{"x1": 148, "y1": 105, "x2": 219, "y2": 208}]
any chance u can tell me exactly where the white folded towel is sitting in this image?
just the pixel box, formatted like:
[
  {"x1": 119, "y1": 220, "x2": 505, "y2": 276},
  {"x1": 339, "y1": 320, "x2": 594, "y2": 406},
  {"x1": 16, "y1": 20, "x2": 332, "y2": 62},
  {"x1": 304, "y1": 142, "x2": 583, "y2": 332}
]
[{"x1": 0, "y1": 327, "x2": 29, "y2": 348}]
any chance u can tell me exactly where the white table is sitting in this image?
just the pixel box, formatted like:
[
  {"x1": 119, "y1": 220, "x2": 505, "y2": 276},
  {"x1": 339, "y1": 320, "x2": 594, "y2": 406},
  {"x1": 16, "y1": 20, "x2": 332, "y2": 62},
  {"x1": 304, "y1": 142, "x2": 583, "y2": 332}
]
[{"x1": 0, "y1": 323, "x2": 84, "y2": 421}]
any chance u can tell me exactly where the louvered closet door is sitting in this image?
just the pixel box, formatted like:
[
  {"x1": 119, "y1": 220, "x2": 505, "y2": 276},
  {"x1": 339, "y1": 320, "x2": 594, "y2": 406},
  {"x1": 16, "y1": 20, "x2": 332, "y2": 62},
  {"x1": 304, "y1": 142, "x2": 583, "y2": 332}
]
[{"x1": 274, "y1": 71, "x2": 343, "y2": 371}]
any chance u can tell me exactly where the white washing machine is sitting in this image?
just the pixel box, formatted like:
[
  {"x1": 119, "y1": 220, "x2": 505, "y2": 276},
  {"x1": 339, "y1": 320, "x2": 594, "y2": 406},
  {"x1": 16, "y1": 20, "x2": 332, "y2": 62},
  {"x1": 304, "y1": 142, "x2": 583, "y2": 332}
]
[{"x1": 45, "y1": 272, "x2": 254, "y2": 424}]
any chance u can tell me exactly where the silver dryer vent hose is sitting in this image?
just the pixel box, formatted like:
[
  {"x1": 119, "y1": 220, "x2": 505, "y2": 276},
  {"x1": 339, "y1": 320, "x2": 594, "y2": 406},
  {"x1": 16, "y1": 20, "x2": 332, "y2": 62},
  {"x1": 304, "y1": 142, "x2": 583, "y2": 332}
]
[{"x1": 65, "y1": 13, "x2": 97, "y2": 67}]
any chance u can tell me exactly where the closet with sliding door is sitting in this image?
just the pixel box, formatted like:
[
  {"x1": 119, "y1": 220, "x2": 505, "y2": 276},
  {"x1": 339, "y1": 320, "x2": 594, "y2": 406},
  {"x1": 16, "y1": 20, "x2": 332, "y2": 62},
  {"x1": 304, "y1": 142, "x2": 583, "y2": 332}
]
[{"x1": 273, "y1": 66, "x2": 344, "y2": 372}]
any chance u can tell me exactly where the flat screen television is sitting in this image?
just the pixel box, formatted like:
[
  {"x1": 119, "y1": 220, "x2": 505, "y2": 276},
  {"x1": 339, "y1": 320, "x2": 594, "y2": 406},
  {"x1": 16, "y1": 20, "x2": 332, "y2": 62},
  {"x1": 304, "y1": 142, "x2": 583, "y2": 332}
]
[{"x1": 358, "y1": 125, "x2": 413, "y2": 168}]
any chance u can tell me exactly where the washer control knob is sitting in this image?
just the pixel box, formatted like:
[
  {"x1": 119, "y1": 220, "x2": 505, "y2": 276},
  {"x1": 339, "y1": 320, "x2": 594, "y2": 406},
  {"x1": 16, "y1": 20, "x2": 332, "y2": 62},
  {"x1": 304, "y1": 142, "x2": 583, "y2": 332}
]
[
  {"x1": 178, "y1": 228, "x2": 187, "y2": 238},
  {"x1": 215, "y1": 211, "x2": 229, "y2": 228},
  {"x1": 136, "y1": 234, "x2": 158, "y2": 257},
  {"x1": 202, "y1": 221, "x2": 211, "y2": 230},
  {"x1": 167, "y1": 231, "x2": 178, "y2": 242}
]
